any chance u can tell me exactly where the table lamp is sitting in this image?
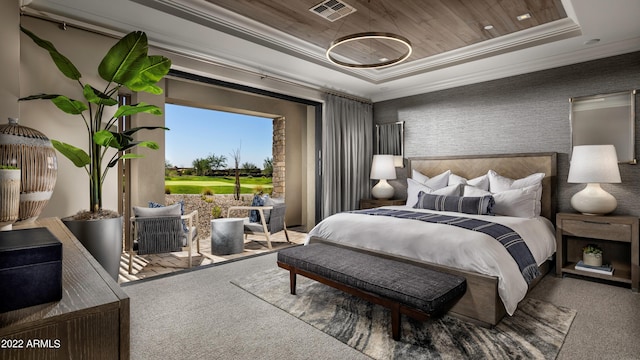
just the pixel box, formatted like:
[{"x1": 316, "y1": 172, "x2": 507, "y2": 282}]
[
  {"x1": 370, "y1": 155, "x2": 397, "y2": 199},
  {"x1": 568, "y1": 145, "x2": 621, "y2": 215}
]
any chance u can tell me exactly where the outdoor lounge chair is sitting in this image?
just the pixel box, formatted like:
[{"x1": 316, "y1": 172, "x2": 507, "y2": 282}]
[
  {"x1": 128, "y1": 203, "x2": 200, "y2": 274},
  {"x1": 227, "y1": 199, "x2": 290, "y2": 250}
]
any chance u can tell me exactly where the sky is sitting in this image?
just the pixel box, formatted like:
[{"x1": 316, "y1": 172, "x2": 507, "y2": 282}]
[{"x1": 164, "y1": 104, "x2": 273, "y2": 169}]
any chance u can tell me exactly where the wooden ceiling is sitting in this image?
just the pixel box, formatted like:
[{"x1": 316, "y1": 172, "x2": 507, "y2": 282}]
[{"x1": 205, "y1": 0, "x2": 567, "y2": 66}]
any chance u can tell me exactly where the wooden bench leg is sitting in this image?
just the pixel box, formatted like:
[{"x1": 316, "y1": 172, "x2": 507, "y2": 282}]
[
  {"x1": 289, "y1": 270, "x2": 297, "y2": 295},
  {"x1": 391, "y1": 303, "x2": 401, "y2": 341}
]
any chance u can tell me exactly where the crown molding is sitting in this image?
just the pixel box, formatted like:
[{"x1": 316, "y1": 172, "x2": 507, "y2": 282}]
[{"x1": 369, "y1": 36, "x2": 640, "y2": 102}]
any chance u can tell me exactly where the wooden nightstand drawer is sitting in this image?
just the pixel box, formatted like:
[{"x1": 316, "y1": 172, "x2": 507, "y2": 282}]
[{"x1": 561, "y1": 219, "x2": 632, "y2": 242}]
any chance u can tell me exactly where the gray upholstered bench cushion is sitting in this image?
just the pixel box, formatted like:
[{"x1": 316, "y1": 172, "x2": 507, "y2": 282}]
[{"x1": 277, "y1": 243, "x2": 466, "y2": 314}]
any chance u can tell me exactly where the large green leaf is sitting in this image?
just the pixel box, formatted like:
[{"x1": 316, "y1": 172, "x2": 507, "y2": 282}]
[
  {"x1": 98, "y1": 31, "x2": 148, "y2": 86},
  {"x1": 19, "y1": 94, "x2": 88, "y2": 115},
  {"x1": 108, "y1": 153, "x2": 144, "y2": 168},
  {"x1": 113, "y1": 103, "x2": 162, "y2": 118},
  {"x1": 51, "y1": 96, "x2": 89, "y2": 115},
  {"x1": 20, "y1": 27, "x2": 82, "y2": 81},
  {"x1": 119, "y1": 153, "x2": 145, "y2": 160},
  {"x1": 125, "y1": 55, "x2": 172, "y2": 94},
  {"x1": 51, "y1": 140, "x2": 90, "y2": 167},
  {"x1": 122, "y1": 126, "x2": 169, "y2": 137},
  {"x1": 83, "y1": 85, "x2": 118, "y2": 106},
  {"x1": 93, "y1": 130, "x2": 122, "y2": 149},
  {"x1": 19, "y1": 94, "x2": 60, "y2": 101},
  {"x1": 136, "y1": 141, "x2": 160, "y2": 150}
]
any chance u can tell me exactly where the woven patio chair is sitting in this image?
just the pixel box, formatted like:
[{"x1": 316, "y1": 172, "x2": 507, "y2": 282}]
[
  {"x1": 227, "y1": 199, "x2": 290, "y2": 250},
  {"x1": 128, "y1": 204, "x2": 199, "y2": 274}
]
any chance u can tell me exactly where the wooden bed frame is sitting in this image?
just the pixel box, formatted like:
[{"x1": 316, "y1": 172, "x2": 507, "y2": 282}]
[{"x1": 312, "y1": 152, "x2": 557, "y2": 326}]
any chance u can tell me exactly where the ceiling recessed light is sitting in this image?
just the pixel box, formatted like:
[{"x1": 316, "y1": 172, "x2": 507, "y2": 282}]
[
  {"x1": 517, "y1": 13, "x2": 531, "y2": 21},
  {"x1": 483, "y1": 25, "x2": 494, "y2": 30}
]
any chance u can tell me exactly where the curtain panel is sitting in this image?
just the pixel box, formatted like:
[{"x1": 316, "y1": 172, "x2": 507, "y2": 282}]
[{"x1": 322, "y1": 94, "x2": 373, "y2": 217}]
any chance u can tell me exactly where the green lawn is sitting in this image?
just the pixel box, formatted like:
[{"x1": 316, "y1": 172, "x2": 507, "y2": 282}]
[{"x1": 165, "y1": 176, "x2": 273, "y2": 194}]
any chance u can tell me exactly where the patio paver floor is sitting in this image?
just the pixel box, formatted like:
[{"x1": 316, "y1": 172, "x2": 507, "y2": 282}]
[{"x1": 118, "y1": 226, "x2": 307, "y2": 284}]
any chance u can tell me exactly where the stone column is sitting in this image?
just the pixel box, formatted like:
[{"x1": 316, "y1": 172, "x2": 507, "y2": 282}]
[{"x1": 272, "y1": 117, "x2": 285, "y2": 198}]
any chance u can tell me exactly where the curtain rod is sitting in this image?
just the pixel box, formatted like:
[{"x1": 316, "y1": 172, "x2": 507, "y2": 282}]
[
  {"x1": 19, "y1": 9, "x2": 373, "y2": 105},
  {"x1": 324, "y1": 90, "x2": 372, "y2": 104}
]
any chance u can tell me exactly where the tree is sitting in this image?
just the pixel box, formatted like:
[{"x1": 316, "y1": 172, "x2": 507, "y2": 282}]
[
  {"x1": 241, "y1": 162, "x2": 259, "y2": 174},
  {"x1": 192, "y1": 157, "x2": 209, "y2": 176},
  {"x1": 206, "y1": 153, "x2": 227, "y2": 170},
  {"x1": 164, "y1": 160, "x2": 174, "y2": 177},
  {"x1": 263, "y1": 157, "x2": 273, "y2": 177},
  {"x1": 230, "y1": 146, "x2": 241, "y2": 200}
]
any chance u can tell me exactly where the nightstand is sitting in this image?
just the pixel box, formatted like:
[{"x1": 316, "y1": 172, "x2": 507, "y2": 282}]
[
  {"x1": 556, "y1": 212, "x2": 639, "y2": 291},
  {"x1": 359, "y1": 198, "x2": 405, "y2": 210}
]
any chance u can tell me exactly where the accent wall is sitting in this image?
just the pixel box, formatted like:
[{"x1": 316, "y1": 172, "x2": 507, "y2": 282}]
[{"x1": 374, "y1": 51, "x2": 640, "y2": 216}]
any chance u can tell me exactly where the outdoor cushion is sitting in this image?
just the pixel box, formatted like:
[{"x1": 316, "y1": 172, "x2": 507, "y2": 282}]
[{"x1": 133, "y1": 203, "x2": 181, "y2": 217}]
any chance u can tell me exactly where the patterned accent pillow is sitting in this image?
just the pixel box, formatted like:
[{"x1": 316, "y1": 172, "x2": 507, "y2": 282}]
[
  {"x1": 249, "y1": 194, "x2": 266, "y2": 223},
  {"x1": 413, "y1": 191, "x2": 495, "y2": 215}
]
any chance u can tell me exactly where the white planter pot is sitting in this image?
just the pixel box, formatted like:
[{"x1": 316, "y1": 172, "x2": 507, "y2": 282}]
[
  {"x1": 0, "y1": 168, "x2": 21, "y2": 230},
  {"x1": 583, "y1": 252, "x2": 602, "y2": 267}
]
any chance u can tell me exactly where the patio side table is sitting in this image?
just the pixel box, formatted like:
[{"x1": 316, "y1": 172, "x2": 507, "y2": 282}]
[{"x1": 211, "y1": 218, "x2": 244, "y2": 255}]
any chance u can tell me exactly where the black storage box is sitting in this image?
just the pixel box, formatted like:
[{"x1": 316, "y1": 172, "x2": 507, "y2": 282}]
[{"x1": 0, "y1": 227, "x2": 63, "y2": 313}]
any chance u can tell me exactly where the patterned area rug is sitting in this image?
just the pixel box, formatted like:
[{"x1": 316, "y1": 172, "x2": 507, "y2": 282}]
[{"x1": 232, "y1": 268, "x2": 576, "y2": 360}]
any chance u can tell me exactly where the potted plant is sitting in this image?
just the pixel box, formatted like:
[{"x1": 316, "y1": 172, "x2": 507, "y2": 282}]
[
  {"x1": 582, "y1": 244, "x2": 603, "y2": 267},
  {"x1": 0, "y1": 165, "x2": 21, "y2": 231},
  {"x1": 19, "y1": 27, "x2": 171, "y2": 280}
]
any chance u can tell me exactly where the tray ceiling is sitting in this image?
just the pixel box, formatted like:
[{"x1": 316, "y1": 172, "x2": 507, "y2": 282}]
[{"x1": 22, "y1": 0, "x2": 640, "y2": 101}]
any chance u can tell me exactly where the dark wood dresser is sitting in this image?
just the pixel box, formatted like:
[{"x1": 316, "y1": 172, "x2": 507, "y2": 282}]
[{"x1": 1, "y1": 218, "x2": 129, "y2": 359}]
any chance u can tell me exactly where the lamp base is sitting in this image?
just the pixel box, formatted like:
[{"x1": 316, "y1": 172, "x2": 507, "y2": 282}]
[
  {"x1": 372, "y1": 179, "x2": 394, "y2": 200},
  {"x1": 571, "y1": 183, "x2": 617, "y2": 215}
]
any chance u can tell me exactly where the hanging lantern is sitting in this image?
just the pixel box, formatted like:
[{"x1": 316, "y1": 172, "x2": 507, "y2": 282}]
[{"x1": 0, "y1": 118, "x2": 57, "y2": 223}]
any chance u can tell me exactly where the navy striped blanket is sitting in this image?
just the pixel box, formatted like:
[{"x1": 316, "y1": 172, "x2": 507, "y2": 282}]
[{"x1": 351, "y1": 208, "x2": 540, "y2": 284}]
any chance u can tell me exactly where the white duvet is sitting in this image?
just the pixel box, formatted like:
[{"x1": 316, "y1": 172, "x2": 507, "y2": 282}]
[{"x1": 306, "y1": 206, "x2": 556, "y2": 315}]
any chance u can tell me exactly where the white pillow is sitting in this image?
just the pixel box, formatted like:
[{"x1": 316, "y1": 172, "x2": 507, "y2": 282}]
[
  {"x1": 406, "y1": 178, "x2": 460, "y2": 207},
  {"x1": 487, "y1": 170, "x2": 545, "y2": 216},
  {"x1": 411, "y1": 169, "x2": 451, "y2": 190},
  {"x1": 463, "y1": 185, "x2": 537, "y2": 218},
  {"x1": 449, "y1": 173, "x2": 489, "y2": 191},
  {"x1": 463, "y1": 185, "x2": 490, "y2": 197},
  {"x1": 133, "y1": 202, "x2": 181, "y2": 217}
]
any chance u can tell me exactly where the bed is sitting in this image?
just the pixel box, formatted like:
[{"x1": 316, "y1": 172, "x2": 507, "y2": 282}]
[{"x1": 307, "y1": 152, "x2": 558, "y2": 326}]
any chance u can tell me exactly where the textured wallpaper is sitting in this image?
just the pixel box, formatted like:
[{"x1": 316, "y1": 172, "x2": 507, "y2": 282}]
[{"x1": 374, "y1": 51, "x2": 640, "y2": 216}]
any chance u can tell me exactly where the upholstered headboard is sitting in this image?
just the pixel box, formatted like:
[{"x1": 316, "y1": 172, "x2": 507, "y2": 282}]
[{"x1": 408, "y1": 152, "x2": 557, "y2": 222}]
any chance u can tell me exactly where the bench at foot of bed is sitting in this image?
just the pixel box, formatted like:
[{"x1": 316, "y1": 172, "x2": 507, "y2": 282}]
[{"x1": 277, "y1": 242, "x2": 467, "y2": 341}]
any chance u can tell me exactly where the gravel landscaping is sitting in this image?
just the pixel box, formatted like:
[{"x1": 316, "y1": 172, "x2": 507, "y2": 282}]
[{"x1": 165, "y1": 194, "x2": 256, "y2": 239}]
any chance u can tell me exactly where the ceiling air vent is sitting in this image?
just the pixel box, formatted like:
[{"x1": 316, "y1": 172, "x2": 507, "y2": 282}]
[{"x1": 309, "y1": 0, "x2": 357, "y2": 22}]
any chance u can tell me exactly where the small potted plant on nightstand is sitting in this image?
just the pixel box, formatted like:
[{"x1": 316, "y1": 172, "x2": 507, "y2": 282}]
[{"x1": 582, "y1": 244, "x2": 603, "y2": 267}]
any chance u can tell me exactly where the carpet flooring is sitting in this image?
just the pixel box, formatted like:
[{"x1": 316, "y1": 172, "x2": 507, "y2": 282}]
[{"x1": 232, "y1": 268, "x2": 577, "y2": 360}]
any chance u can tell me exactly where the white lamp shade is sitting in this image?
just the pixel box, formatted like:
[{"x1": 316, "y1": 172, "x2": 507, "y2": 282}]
[
  {"x1": 370, "y1": 155, "x2": 397, "y2": 180},
  {"x1": 568, "y1": 145, "x2": 621, "y2": 184}
]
